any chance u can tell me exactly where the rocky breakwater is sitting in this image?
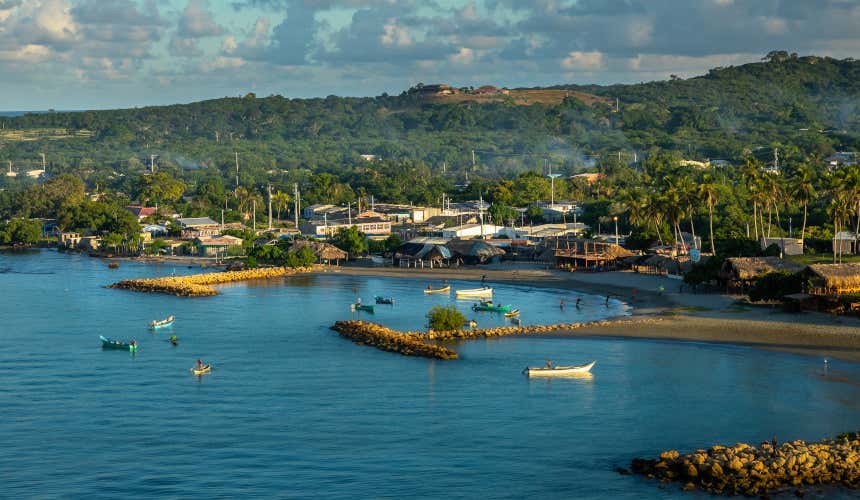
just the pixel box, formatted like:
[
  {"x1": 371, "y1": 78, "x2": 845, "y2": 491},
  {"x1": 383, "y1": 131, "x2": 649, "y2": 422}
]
[
  {"x1": 630, "y1": 438, "x2": 860, "y2": 496},
  {"x1": 331, "y1": 320, "x2": 458, "y2": 360},
  {"x1": 422, "y1": 317, "x2": 661, "y2": 340},
  {"x1": 109, "y1": 267, "x2": 311, "y2": 297}
]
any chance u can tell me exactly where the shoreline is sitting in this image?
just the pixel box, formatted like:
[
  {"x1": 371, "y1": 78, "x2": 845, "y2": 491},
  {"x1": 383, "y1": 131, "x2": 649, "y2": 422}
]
[{"x1": 318, "y1": 265, "x2": 860, "y2": 363}]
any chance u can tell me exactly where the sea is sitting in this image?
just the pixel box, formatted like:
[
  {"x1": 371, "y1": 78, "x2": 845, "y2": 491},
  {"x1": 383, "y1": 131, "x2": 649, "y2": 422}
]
[{"x1": 1, "y1": 249, "x2": 859, "y2": 498}]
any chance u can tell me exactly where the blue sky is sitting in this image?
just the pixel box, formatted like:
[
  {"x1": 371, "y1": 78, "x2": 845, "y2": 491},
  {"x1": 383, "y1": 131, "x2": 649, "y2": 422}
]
[{"x1": 0, "y1": 0, "x2": 858, "y2": 110}]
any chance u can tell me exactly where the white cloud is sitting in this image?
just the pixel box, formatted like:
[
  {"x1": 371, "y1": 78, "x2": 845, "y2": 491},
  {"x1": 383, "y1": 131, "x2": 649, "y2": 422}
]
[
  {"x1": 449, "y1": 47, "x2": 474, "y2": 65},
  {"x1": 561, "y1": 51, "x2": 604, "y2": 70},
  {"x1": 380, "y1": 20, "x2": 412, "y2": 47}
]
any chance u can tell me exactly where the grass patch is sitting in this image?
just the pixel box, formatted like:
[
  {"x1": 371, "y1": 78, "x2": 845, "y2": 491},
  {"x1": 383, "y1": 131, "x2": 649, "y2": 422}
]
[{"x1": 787, "y1": 254, "x2": 860, "y2": 265}]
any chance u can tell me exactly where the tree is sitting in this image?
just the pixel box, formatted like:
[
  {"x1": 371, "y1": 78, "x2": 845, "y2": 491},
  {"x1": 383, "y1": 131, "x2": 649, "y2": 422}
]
[
  {"x1": 788, "y1": 164, "x2": 816, "y2": 243},
  {"x1": 1, "y1": 218, "x2": 42, "y2": 244},
  {"x1": 331, "y1": 226, "x2": 367, "y2": 256},
  {"x1": 272, "y1": 191, "x2": 291, "y2": 221},
  {"x1": 135, "y1": 172, "x2": 186, "y2": 206},
  {"x1": 698, "y1": 175, "x2": 720, "y2": 255},
  {"x1": 102, "y1": 232, "x2": 124, "y2": 253},
  {"x1": 489, "y1": 203, "x2": 517, "y2": 226},
  {"x1": 427, "y1": 305, "x2": 466, "y2": 331}
]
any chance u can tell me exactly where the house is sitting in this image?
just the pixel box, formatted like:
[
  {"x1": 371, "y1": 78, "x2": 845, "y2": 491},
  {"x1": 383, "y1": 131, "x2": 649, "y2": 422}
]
[
  {"x1": 445, "y1": 239, "x2": 506, "y2": 265},
  {"x1": 539, "y1": 237, "x2": 634, "y2": 271},
  {"x1": 371, "y1": 204, "x2": 440, "y2": 223},
  {"x1": 58, "y1": 232, "x2": 81, "y2": 248},
  {"x1": 125, "y1": 205, "x2": 157, "y2": 221},
  {"x1": 806, "y1": 263, "x2": 860, "y2": 296},
  {"x1": 474, "y1": 85, "x2": 500, "y2": 95},
  {"x1": 195, "y1": 235, "x2": 243, "y2": 257},
  {"x1": 719, "y1": 257, "x2": 805, "y2": 290},
  {"x1": 536, "y1": 201, "x2": 581, "y2": 221},
  {"x1": 391, "y1": 242, "x2": 452, "y2": 268},
  {"x1": 826, "y1": 152, "x2": 859, "y2": 169},
  {"x1": 833, "y1": 231, "x2": 858, "y2": 255},
  {"x1": 359, "y1": 154, "x2": 377, "y2": 161},
  {"x1": 412, "y1": 83, "x2": 456, "y2": 95},
  {"x1": 441, "y1": 223, "x2": 504, "y2": 239},
  {"x1": 496, "y1": 223, "x2": 588, "y2": 243},
  {"x1": 177, "y1": 217, "x2": 220, "y2": 239},
  {"x1": 302, "y1": 204, "x2": 337, "y2": 220},
  {"x1": 289, "y1": 239, "x2": 348, "y2": 264},
  {"x1": 760, "y1": 237, "x2": 804, "y2": 256},
  {"x1": 141, "y1": 224, "x2": 168, "y2": 237},
  {"x1": 299, "y1": 216, "x2": 392, "y2": 238}
]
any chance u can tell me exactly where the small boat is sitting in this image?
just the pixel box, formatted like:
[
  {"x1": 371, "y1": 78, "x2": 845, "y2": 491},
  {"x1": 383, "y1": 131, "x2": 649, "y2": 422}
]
[
  {"x1": 524, "y1": 361, "x2": 596, "y2": 377},
  {"x1": 351, "y1": 303, "x2": 375, "y2": 313},
  {"x1": 100, "y1": 335, "x2": 137, "y2": 352},
  {"x1": 374, "y1": 295, "x2": 395, "y2": 305},
  {"x1": 504, "y1": 309, "x2": 520, "y2": 317},
  {"x1": 424, "y1": 285, "x2": 451, "y2": 294},
  {"x1": 191, "y1": 364, "x2": 211, "y2": 375},
  {"x1": 108, "y1": 262, "x2": 119, "y2": 269},
  {"x1": 455, "y1": 287, "x2": 493, "y2": 298},
  {"x1": 149, "y1": 315, "x2": 175, "y2": 329},
  {"x1": 472, "y1": 301, "x2": 512, "y2": 313}
]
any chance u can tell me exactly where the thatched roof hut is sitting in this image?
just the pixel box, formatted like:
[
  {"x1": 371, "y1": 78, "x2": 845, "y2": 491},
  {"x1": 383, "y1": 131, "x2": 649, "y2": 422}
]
[
  {"x1": 806, "y1": 263, "x2": 860, "y2": 295},
  {"x1": 445, "y1": 239, "x2": 506, "y2": 264},
  {"x1": 720, "y1": 257, "x2": 805, "y2": 283},
  {"x1": 291, "y1": 240, "x2": 348, "y2": 263},
  {"x1": 538, "y1": 237, "x2": 634, "y2": 270}
]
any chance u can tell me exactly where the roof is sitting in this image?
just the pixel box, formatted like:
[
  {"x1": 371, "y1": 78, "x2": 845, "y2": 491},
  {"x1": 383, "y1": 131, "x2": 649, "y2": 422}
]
[
  {"x1": 807, "y1": 263, "x2": 860, "y2": 290},
  {"x1": 178, "y1": 217, "x2": 218, "y2": 227},
  {"x1": 445, "y1": 239, "x2": 506, "y2": 258},
  {"x1": 393, "y1": 242, "x2": 452, "y2": 260},
  {"x1": 723, "y1": 257, "x2": 805, "y2": 280},
  {"x1": 125, "y1": 205, "x2": 157, "y2": 217},
  {"x1": 197, "y1": 235, "x2": 243, "y2": 246},
  {"x1": 290, "y1": 239, "x2": 348, "y2": 260}
]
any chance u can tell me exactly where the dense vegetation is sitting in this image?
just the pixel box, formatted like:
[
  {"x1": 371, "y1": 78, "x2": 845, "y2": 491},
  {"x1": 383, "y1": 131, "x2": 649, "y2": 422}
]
[
  {"x1": 426, "y1": 305, "x2": 467, "y2": 332},
  {"x1": 1, "y1": 52, "x2": 859, "y2": 254}
]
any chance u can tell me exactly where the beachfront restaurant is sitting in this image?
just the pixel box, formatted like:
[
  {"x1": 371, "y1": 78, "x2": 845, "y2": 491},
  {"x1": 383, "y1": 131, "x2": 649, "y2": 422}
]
[
  {"x1": 719, "y1": 257, "x2": 805, "y2": 291},
  {"x1": 539, "y1": 237, "x2": 633, "y2": 271}
]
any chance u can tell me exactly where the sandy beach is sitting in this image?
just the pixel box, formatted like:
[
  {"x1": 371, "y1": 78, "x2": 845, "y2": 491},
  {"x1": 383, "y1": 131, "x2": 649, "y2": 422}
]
[{"x1": 320, "y1": 263, "x2": 860, "y2": 362}]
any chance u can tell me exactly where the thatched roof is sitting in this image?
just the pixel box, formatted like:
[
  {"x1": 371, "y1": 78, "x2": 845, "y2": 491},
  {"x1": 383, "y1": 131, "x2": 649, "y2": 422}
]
[
  {"x1": 722, "y1": 257, "x2": 805, "y2": 281},
  {"x1": 445, "y1": 239, "x2": 505, "y2": 259},
  {"x1": 807, "y1": 263, "x2": 860, "y2": 290},
  {"x1": 392, "y1": 242, "x2": 452, "y2": 260},
  {"x1": 291, "y1": 240, "x2": 348, "y2": 261}
]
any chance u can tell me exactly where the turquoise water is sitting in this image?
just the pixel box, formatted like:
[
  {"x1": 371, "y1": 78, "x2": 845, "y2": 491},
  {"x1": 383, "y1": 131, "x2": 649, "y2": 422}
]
[{"x1": 1, "y1": 250, "x2": 859, "y2": 498}]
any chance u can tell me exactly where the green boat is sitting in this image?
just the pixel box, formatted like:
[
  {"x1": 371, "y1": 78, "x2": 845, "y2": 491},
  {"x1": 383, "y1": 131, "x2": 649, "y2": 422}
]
[
  {"x1": 472, "y1": 301, "x2": 512, "y2": 313},
  {"x1": 100, "y1": 335, "x2": 137, "y2": 352},
  {"x1": 351, "y1": 303, "x2": 375, "y2": 313}
]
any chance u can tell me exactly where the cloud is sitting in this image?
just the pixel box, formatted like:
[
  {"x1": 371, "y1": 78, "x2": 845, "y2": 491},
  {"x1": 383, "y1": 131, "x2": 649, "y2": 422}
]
[
  {"x1": 178, "y1": 0, "x2": 223, "y2": 38},
  {"x1": 561, "y1": 51, "x2": 604, "y2": 70}
]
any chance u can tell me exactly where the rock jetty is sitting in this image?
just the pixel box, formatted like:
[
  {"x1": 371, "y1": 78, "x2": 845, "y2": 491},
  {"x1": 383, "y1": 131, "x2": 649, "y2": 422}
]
[
  {"x1": 331, "y1": 320, "x2": 458, "y2": 359},
  {"x1": 109, "y1": 267, "x2": 310, "y2": 297},
  {"x1": 421, "y1": 317, "x2": 660, "y2": 340},
  {"x1": 630, "y1": 438, "x2": 860, "y2": 496}
]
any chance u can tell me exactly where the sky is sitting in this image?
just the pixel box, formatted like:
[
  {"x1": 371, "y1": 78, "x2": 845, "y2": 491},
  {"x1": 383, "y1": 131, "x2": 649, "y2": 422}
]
[{"x1": 0, "y1": 0, "x2": 859, "y2": 110}]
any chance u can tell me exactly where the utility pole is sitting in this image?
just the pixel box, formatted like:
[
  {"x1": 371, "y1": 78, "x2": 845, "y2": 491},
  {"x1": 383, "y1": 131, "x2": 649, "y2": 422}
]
[
  {"x1": 252, "y1": 200, "x2": 256, "y2": 232},
  {"x1": 40, "y1": 153, "x2": 46, "y2": 174},
  {"x1": 471, "y1": 149, "x2": 476, "y2": 168},
  {"x1": 479, "y1": 192, "x2": 485, "y2": 238},
  {"x1": 347, "y1": 202, "x2": 352, "y2": 225},
  {"x1": 234, "y1": 152, "x2": 239, "y2": 189},
  {"x1": 221, "y1": 209, "x2": 225, "y2": 232},
  {"x1": 773, "y1": 148, "x2": 779, "y2": 172},
  {"x1": 267, "y1": 184, "x2": 273, "y2": 230},
  {"x1": 150, "y1": 154, "x2": 156, "y2": 173}
]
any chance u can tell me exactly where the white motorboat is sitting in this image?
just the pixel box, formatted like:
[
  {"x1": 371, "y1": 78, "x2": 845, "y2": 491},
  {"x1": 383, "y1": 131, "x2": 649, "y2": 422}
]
[{"x1": 524, "y1": 361, "x2": 596, "y2": 377}]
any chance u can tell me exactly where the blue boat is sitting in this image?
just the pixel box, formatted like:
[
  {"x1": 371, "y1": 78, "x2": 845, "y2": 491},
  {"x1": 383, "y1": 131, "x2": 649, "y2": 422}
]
[{"x1": 100, "y1": 335, "x2": 137, "y2": 352}]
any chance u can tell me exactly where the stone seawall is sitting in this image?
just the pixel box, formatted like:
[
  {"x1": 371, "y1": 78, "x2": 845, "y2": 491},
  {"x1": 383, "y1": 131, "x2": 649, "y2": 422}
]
[
  {"x1": 109, "y1": 267, "x2": 311, "y2": 296},
  {"x1": 331, "y1": 320, "x2": 458, "y2": 359},
  {"x1": 629, "y1": 437, "x2": 860, "y2": 496},
  {"x1": 332, "y1": 318, "x2": 660, "y2": 359}
]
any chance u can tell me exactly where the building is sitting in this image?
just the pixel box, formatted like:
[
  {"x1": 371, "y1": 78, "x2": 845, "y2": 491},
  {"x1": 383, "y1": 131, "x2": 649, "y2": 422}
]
[
  {"x1": 806, "y1": 263, "x2": 860, "y2": 296},
  {"x1": 289, "y1": 239, "x2": 348, "y2": 264},
  {"x1": 760, "y1": 237, "x2": 804, "y2": 256},
  {"x1": 302, "y1": 204, "x2": 338, "y2": 220},
  {"x1": 58, "y1": 232, "x2": 81, "y2": 248},
  {"x1": 833, "y1": 231, "x2": 858, "y2": 255},
  {"x1": 371, "y1": 204, "x2": 440, "y2": 223},
  {"x1": 445, "y1": 239, "x2": 506, "y2": 265},
  {"x1": 496, "y1": 223, "x2": 588, "y2": 243},
  {"x1": 536, "y1": 201, "x2": 581, "y2": 221},
  {"x1": 719, "y1": 257, "x2": 805, "y2": 290},
  {"x1": 441, "y1": 223, "x2": 504, "y2": 239},
  {"x1": 569, "y1": 172, "x2": 603, "y2": 184},
  {"x1": 195, "y1": 235, "x2": 243, "y2": 257},
  {"x1": 539, "y1": 237, "x2": 633, "y2": 271},
  {"x1": 679, "y1": 159, "x2": 710, "y2": 169},
  {"x1": 300, "y1": 216, "x2": 392, "y2": 238},
  {"x1": 391, "y1": 242, "x2": 452, "y2": 268},
  {"x1": 177, "y1": 217, "x2": 220, "y2": 239},
  {"x1": 124, "y1": 205, "x2": 157, "y2": 221},
  {"x1": 141, "y1": 224, "x2": 168, "y2": 237},
  {"x1": 826, "y1": 152, "x2": 859, "y2": 169}
]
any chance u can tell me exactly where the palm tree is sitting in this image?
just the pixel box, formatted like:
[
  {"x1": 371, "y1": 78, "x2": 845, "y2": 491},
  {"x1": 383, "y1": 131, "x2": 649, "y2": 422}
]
[
  {"x1": 827, "y1": 171, "x2": 852, "y2": 263},
  {"x1": 641, "y1": 191, "x2": 665, "y2": 246},
  {"x1": 743, "y1": 159, "x2": 762, "y2": 240},
  {"x1": 272, "y1": 191, "x2": 291, "y2": 221},
  {"x1": 672, "y1": 175, "x2": 698, "y2": 249},
  {"x1": 788, "y1": 164, "x2": 816, "y2": 242},
  {"x1": 698, "y1": 174, "x2": 720, "y2": 255},
  {"x1": 842, "y1": 165, "x2": 860, "y2": 255}
]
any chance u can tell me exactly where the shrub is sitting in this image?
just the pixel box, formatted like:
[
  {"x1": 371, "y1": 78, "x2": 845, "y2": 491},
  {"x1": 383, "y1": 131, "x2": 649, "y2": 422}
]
[
  {"x1": 427, "y1": 305, "x2": 466, "y2": 331},
  {"x1": 748, "y1": 271, "x2": 804, "y2": 302}
]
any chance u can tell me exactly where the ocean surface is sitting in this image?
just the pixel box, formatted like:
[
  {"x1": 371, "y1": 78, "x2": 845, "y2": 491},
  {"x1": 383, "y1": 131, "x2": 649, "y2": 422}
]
[{"x1": 1, "y1": 250, "x2": 859, "y2": 499}]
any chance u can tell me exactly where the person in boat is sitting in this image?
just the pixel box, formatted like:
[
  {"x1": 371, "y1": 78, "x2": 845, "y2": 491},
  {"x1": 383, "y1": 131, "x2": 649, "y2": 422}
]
[
  {"x1": 545, "y1": 359, "x2": 552, "y2": 369},
  {"x1": 197, "y1": 359, "x2": 204, "y2": 369},
  {"x1": 426, "y1": 284, "x2": 432, "y2": 290},
  {"x1": 356, "y1": 297, "x2": 362, "y2": 306},
  {"x1": 481, "y1": 274, "x2": 487, "y2": 286},
  {"x1": 131, "y1": 339, "x2": 136, "y2": 346}
]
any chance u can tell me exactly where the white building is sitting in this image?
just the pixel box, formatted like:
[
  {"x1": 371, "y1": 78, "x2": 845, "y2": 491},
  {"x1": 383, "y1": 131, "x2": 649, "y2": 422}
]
[{"x1": 441, "y1": 223, "x2": 504, "y2": 239}]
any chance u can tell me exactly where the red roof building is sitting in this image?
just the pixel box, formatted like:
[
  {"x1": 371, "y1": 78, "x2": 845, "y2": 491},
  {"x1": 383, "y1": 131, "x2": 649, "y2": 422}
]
[{"x1": 125, "y1": 205, "x2": 157, "y2": 220}]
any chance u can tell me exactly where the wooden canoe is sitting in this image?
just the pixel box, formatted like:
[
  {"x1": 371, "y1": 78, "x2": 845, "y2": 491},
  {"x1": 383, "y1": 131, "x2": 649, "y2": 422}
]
[
  {"x1": 424, "y1": 285, "x2": 451, "y2": 294},
  {"x1": 149, "y1": 315, "x2": 175, "y2": 329},
  {"x1": 191, "y1": 364, "x2": 211, "y2": 375},
  {"x1": 525, "y1": 361, "x2": 595, "y2": 377},
  {"x1": 351, "y1": 304, "x2": 375, "y2": 313}
]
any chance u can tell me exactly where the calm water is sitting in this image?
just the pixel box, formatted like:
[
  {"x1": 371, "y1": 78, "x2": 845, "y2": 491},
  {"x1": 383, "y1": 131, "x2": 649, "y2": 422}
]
[{"x1": 2, "y1": 250, "x2": 860, "y2": 499}]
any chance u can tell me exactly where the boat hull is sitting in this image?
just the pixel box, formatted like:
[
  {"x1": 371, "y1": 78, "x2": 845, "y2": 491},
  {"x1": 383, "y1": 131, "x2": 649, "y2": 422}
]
[
  {"x1": 192, "y1": 365, "x2": 211, "y2": 375},
  {"x1": 100, "y1": 335, "x2": 137, "y2": 352},
  {"x1": 526, "y1": 361, "x2": 595, "y2": 377},
  {"x1": 374, "y1": 296, "x2": 395, "y2": 305},
  {"x1": 351, "y1": 304, "x2": 375, "y2": 313},
  {"x1": 455, "y1": 287, "x2": 493, "y2": 298},
  {"x1": 472, "y1": 303, "x2": 512, "y2": 313},
  {"x1": 424, "y1": 286, "x2": 450, "y2": 294}
]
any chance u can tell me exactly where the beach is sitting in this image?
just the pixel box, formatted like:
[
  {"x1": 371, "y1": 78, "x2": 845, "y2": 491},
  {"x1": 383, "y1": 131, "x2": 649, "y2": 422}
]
[{"x1": 322, "y1": 263, "x2": 860, "y2": 362}]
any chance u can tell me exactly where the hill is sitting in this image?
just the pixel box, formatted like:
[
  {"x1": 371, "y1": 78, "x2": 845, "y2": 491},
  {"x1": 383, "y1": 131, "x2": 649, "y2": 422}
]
[{"x1": 0, "y1": 52, "x2": 858, "y2": 191}]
